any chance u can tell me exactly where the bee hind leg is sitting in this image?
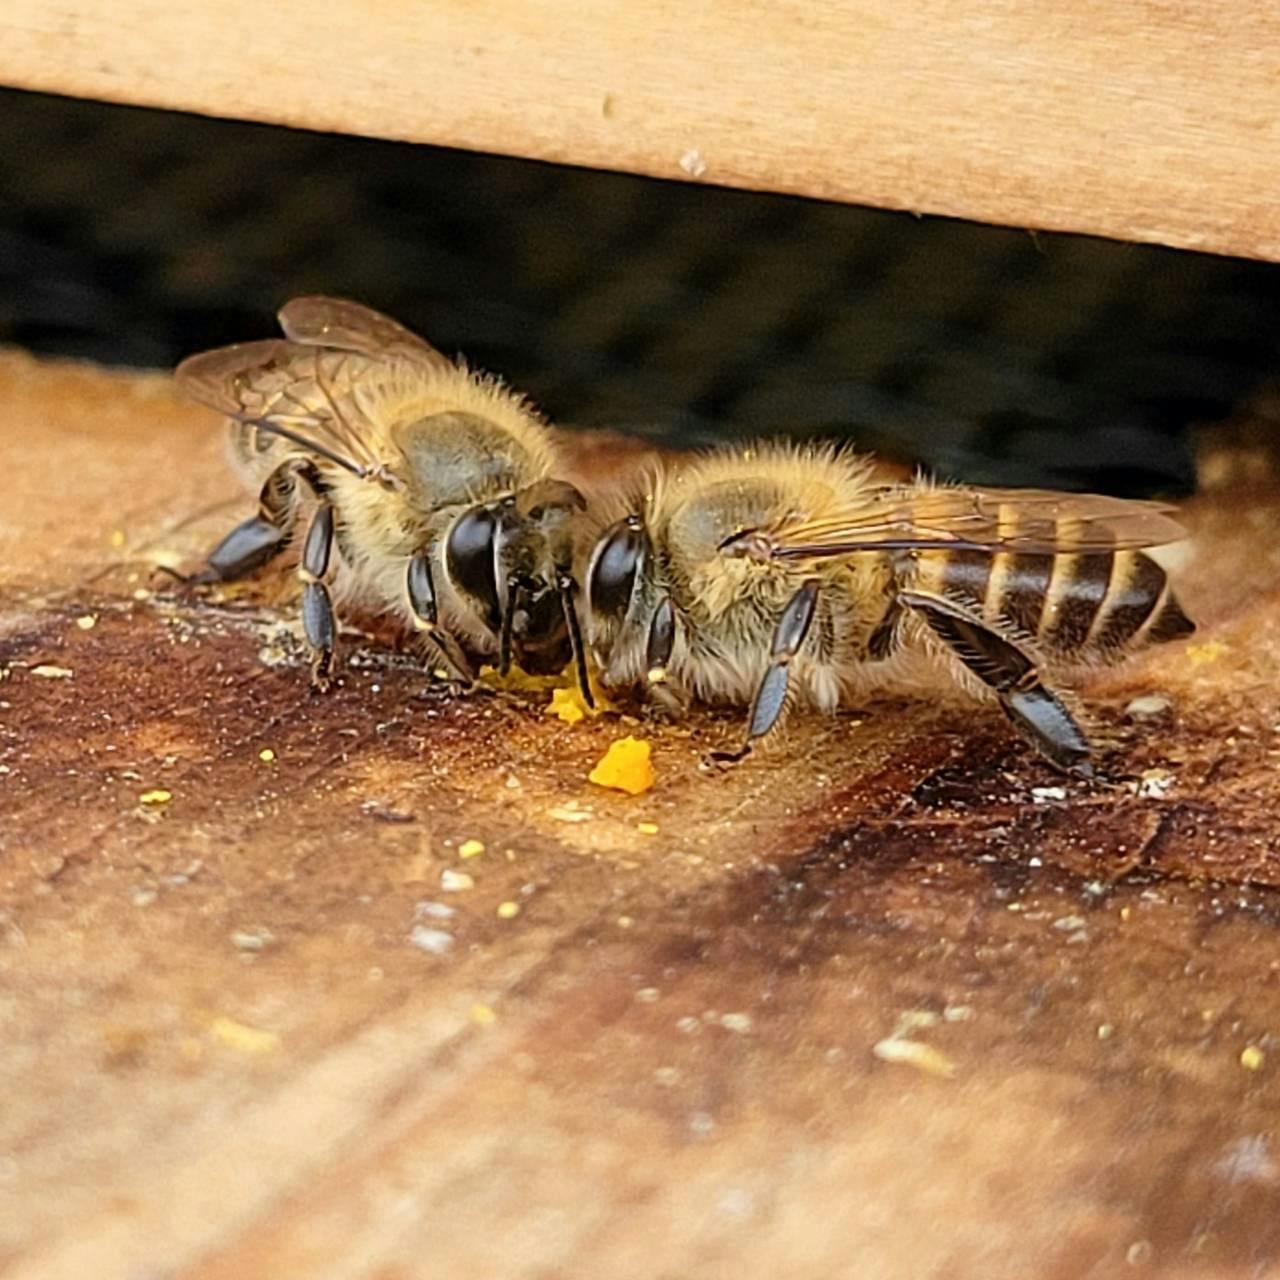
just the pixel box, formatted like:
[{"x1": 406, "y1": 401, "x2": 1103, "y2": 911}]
[
  {"x1": 178, "y1": 517, "x2": 288, "y2": 586},
  {"x1": 897, "y1": 590, "x2": 1092, "y2": 776},
  {"x1": 184, "y1": 458, "x2": 316, "y2": 585},
  {"x1": 711, "y1": 579, "x2": 820, "y2": 764}
]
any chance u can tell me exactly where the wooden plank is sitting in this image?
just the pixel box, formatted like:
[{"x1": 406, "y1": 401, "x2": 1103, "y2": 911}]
[
  {"x1": 2, "y1": 1, "x2": 1280, "y2": 260},
  {"x1": 3, "y1": 352, "x2": 1280, "y2": 1277}
]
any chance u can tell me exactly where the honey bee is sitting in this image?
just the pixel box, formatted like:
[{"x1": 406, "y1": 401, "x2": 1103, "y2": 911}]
[
  {"x1": 174, "y1": 296, "x2": 594, "y2": 701},
  {"x1": 583, "y1": 444, "x2": 1194, "y2": 774}
]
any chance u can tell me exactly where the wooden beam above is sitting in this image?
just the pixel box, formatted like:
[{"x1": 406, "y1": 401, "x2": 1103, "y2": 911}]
[{"x1": 3, "y1": 1, "x2": 1279, "y2": 260}]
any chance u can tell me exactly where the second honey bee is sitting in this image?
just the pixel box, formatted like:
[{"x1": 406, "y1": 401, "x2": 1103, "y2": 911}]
[
  {"x1": 583, "y1": 445, "x2": 1194, "y2": 774},
  {"x1": 175, "y1": 297, "x2": 594, "y2": 700}
]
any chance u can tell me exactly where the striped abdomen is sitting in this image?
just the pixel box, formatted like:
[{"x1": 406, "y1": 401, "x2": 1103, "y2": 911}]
[{"x1": 910, "y1": 545, "x2": 1194, "y2": 660}]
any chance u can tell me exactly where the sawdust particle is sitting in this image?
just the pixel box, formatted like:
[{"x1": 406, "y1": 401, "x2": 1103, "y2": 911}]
[
  {"x1": 408, "y1": 925, "x2": 454, "y2": 956},
  {"x1": 208, "y1": 1016, "x2": 280, "y2": 1056},
  {"x1": 872, "y1": 1037, "x2": 956, "y2": 1078}
]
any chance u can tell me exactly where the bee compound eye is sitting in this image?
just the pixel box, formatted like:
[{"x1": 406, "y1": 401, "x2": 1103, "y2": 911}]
[
  {"x1": 445, "y1": 506, "x2": 500, "y2": 629},
  {"x1": 587, "y1": 520, "x2": 644, "y2": 619}
]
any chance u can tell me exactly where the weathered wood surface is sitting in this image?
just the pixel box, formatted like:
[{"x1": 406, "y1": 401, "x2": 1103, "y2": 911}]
[
  {"x1": 2, "y1": 351, "x2": 1280, "y2": 1278},
  {"x1": 3, "y1": 2, "x2": 1280, "y2": 261}
]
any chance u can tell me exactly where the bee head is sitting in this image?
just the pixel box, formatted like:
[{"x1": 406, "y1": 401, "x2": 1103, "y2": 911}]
[{"x1": 444, "y1": 480, "x2": 589, "y2": 674}]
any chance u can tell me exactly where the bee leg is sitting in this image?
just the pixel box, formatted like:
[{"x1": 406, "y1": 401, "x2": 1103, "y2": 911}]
[
  {"x1": 642, "y1": 595, "x2": 689, "y2": 718},
  {"x1": 187, "y1": 458, "x2": 315, "y2": 585},
  {"x1": 406, "y1": 552, "x2": 475, "y2": 686},
  {"x1": 297, "y1": 500, "x2": 339, "y2": 691},
  {"x1": 184, "y1": 517, "x2": 287, "y2": 585},
  {"x1": 897, "y1": 590, "x2": 1093, "y2": 776},
  {"x1": 712, "y1": 579, "x2": 820, "y2": 764},
  {"x1": 558, "y1": 574, "x2": 595, "y2": 710},
  {"x1": 645, "y1": 596, "x2": 676, "y2": 686}
]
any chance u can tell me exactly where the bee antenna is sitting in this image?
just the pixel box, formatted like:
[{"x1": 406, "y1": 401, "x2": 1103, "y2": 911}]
[{"x1": 558, "y1": 573, "x2": 595, "y2": 710}]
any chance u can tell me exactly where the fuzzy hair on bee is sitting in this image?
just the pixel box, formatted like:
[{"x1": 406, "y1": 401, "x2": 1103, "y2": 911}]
[
  {"x1": 175, "y1": 297, "x2": 596, "y2": 703},
  {"x1": 582, "y1": 441, "x2": 1195, "y2": 774}
]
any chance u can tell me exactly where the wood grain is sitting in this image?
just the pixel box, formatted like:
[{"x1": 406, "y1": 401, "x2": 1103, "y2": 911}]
[
  {"x1": 3, "y1": 353, "x2": 1280, "y2": 1278},
  {"x1": 2, "y1": 2, "x2": 1280, "y2": 260}
]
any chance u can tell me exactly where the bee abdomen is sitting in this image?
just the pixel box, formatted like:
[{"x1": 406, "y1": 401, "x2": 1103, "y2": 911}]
[
  {"x1": 918, "y1": 546, "x2": 1193, "y2": 659},
  {"x1": 921, "y1": 549, "x2": 1053, "y2": 637},
  {"x1": 1044, "y1": 550, "x2": 1194, "y2": 657},
  {"x1": 1040, "y1": 552, "x2": 1114, "y2": 651}
]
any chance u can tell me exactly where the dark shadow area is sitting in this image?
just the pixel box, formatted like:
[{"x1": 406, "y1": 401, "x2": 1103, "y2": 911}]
[{"x1": 4, "y1": 87, "x2": 1280, "y2": 494}]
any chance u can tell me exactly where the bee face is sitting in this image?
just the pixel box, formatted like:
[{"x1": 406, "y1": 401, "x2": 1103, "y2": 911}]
[{"x1": 443, "y1": 479, "x2": 590, "y2": 671}]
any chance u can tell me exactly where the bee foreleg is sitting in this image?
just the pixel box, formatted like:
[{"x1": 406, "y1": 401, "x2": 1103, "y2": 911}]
[
  {"x1": 639, "y1": 597, "x2": 688, "y2": 717},
  {"x1": 714, "y1": 579, "x2": 820, "y2": 763},
  {"x1": 645, "y1": 596, "x2": 676, "y2": 687},
  {"x1": 406, "y1": 552, "x2": 475, "y2": 686},
  {"x1": 897, "y1": 590, "x2": 1093, "y2": 776},
  {"x1": 298, "y1": 500, "x2": 338, "y2": 691}
]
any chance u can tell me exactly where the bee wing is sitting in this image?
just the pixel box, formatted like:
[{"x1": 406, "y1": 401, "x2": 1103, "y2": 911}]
[
  {"x1": 736, "y1": 486, "x2": 1188, "y2": 559},
  {"x1": 277, "y1": 295, "x2": 451, "y2": 371},
  {"x1": 175, "y1": 301, "x2": 448, "y2": 481}
]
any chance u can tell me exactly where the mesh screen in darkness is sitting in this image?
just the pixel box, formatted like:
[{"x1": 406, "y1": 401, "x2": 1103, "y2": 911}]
[{"x1": 3, "y1": 87, "x2": 1280, "y2": 494}]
